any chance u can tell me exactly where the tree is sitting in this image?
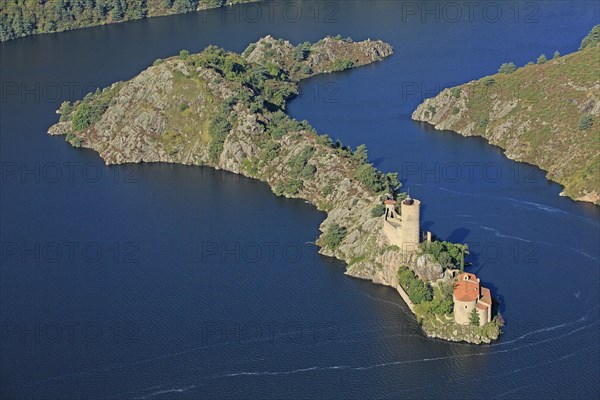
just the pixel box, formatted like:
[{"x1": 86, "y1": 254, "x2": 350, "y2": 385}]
[
  {"x1": 470, "y1": 308, "x2": 480, "y2": 326},
  {"x1": 355, "y1": 163, "x2": 386, "y2": 193},
  {"x1": 553, "y1": 50, "x2": 560, "y2": 59},
  {"x1": 179, "y1": 49, "x2": 190, "y2": 60},
  {"x1": 455, "y1": 243, "x2": 469, "y2": 271},
  {"x1": 579, "y1": 24, "x2": 600, "y2": 50},
  {"x1": 537, "y1": 54, "x2": 547, "y2": 64},
  {"x1": 385, "y1": 172, "x2": 401, "y2": 194},
  {"x1": 58, "y1": 101, "x2": 73, "y2": 121},
  {"x1": 112, "y1": 0, "x2": 124, "y2": 21},
  {"x1": 353, "y1": 144, "x2": 368, "y2": 164},
  {"x1": 498, "y1": 62, "x2": 516, "y2": 74},
  {"x1": 323, "y1": 223, "x2": 347, "y2": 249}
]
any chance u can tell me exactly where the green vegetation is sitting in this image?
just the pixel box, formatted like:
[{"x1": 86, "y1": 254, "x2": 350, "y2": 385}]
[
  {"x1": 60, "y1": 87, "x2": 118, "y2": 131},
  {"x1": 274, "y1": 179, "x2": 303, "y2": 196},
  {"x1": 331, "y1": 58, "x2": 354, "y2": 72},
  {"x1": 208, "y1": 104, "x2": 232, "y2": 162},
  {"x1": 421, "y1": 240, "x2": 469, "y2": 270},
  {"x1": 288, "y1": 146, "x2": 317, "y2": 179},
  {"x1": 0, "y1": 0, "x2": 255, "y2": 41},
  {"x1": 418, "y1": 26, "x2": 600, "y2": 201},
  {"x1": 579, "y1": 114, "x2": 593, "y2": 131},
  {"x1": 397, "y1": 266, "x2": 433, "y2": 304},
  {"x1": 498, "y1": 62, "x2": 517, "y2": 74},
  {"x1": 537, "y1": 54, "x2": 547, "y2": 64},
  {"x1": 370, "y1": 203, "x2": 385, "y2": 217},
  {"x1": 483, "y1": 77, "x2": 495, "y2": 86},
  {"x1": 470, "y1": 308, "x2": 480, "y2": 326},
  {"x1": 413, "y1": 281, "x2": 453, "y2": 317},
  {"x1": 323, "y1": 222, "x2": 347, "y2": 249},
  {"x1": 553, "y1": 50, "x2": 560, "y2": 59},
  {"x1": 580, "y1": 24, "x2": 600, "y2": 50}
]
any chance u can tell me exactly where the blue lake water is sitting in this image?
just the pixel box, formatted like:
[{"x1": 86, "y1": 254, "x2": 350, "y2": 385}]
[{"x1": 1, "y1": 1, "x2": 599, "y2": 398}]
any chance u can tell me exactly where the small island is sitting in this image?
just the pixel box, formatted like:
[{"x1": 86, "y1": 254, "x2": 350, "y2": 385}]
[{"x1": 49, "y1": 35, "x2": 503, "y2": 344}]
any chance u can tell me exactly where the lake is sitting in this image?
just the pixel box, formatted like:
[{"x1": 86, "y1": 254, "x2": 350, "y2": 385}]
[{"x1": 1, "y1": 1, "x2": 599, "y2": 398}]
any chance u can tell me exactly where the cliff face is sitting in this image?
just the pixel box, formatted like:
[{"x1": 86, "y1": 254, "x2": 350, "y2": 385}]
[{"x1": 412, "y1": 44, "x2": 600, "y2": 204}]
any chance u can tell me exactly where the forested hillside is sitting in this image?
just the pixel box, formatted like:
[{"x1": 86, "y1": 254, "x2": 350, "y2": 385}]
[{"x1": 0, "y1": 0, "x2": 254, "y2": 41}]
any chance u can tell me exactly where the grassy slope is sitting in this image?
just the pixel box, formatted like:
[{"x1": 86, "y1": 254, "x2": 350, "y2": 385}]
[{"x1": 413, "y1": 43, "x2": 600, "y2": 203}]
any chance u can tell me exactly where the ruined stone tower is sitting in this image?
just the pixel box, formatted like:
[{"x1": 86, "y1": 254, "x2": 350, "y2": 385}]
[
  {"x1": 382, "y1": 194, "x2": 421, "y2": 253},
  {"x1": 400, "y1": 195, "x2": 420, "y2": 251}
]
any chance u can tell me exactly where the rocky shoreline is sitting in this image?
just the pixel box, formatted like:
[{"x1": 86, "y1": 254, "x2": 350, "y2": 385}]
[
  {"x1": 411, "y1": 38, "x2": 600, "y2": 204},
  {"x1": 49, "y1": 35, "x2": 500, "y2": 344}
]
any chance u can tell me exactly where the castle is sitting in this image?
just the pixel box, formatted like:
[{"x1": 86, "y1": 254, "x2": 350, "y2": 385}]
[
  {"x1": 382, "y1": 195, "x2": 493, "y2": 327},
  {"x1": 382, "y1": 195, "x2": 424, "y2": 253},
  {"x1": 453, "y1": 272, "x2": 492, "y2": 326}
]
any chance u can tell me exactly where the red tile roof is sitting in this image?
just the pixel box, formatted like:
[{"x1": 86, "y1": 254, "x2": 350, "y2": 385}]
[
  {"x1": 454, "y1": 279, "x2": 480, "y2": 302},
  {"x1": 454, "y1": 273, "x2": 480, "y2": 302},
  {"x1": 384, "y1": 200, "x2": 396, "y2": 205}
]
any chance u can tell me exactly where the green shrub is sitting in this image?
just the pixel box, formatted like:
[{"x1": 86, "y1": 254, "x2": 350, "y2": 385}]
[
  {"x1": 242, "y1": 43, "x2": 257, "y2": 57},
  {"x1": 331, "y1": 59, "x2": 354, "y2": 72},
  {"x1": 450, "y1": 87, "x2": 461, "y2": 98},
  {"x1": 274, "y1": 179, "x2": 303, "y2": 196},
  {"x1": 323, "y1": 223, "x2": 347, "y2": 249},
  {"x1": 153, "y1": 58, "x2": 164, "y2": 66},
  {"x1": 579, "y1": 114, "x2": 593, "y2": 130},
  {"x1": 483, "y1": 77, "x2": 495, "y2": 86},
  {"x1": 355, "y1": 163, "x2": 386, "y2": 193},
  {"x1": 289, "y1": 146, "x2": 315, "y2": 177},
  {"x1": 71, "y1": 90, "x2": 111, "y2": 131},
  {"x1": 452, "y1": 107, "x2": 460, "y2": 115},
  {"x1": 301, "y1": 65, "x2": 312, "y2": 75},
  {"x1": 179, "y1": 49, "x2": 190, "y2": 60},
  {"x1": 58, "y1": 101, "x2": 73, "y2": 122},
  {"x1": 65, "y1": 131, "x2": 82, "y2": 147},
  {"x1": 420, "y1": 240, "x2": 469, "y2": 270},
  {"x1": 396, "y1": 266, "x2": 433, "y2": 304},
  {"x1": 316, "y1": 134, "x2": 333, "y2": 147},
  {"x1": 261, "y1": 141, "x2": 281, "y2": 163},
  {"x1": 579, "y1": 24, "x2": 600, "y2": 50},
  {"x1": 498, "y1": 62, "x2": 516, "y2": 74},
  {"x1": 300, "y1": 163, "x2": 317, "y2": 178},
  {"x1": 537, "y1": 54, "x2": 547, "y2": 64},
  {"x1": 294, "y1": 42, "x2": 312, "y2": 61},
  {"x1": 352, "y1": 144, "x2": 368, "y2": 164},
  {"x1": 470, "y1": 308, "x2": 480, "y2": 326},
  {"x1": 370, "y1": 203, "x2": 386, "y2": 217},
  {"x1": 208, "y1": 104, "x2": 232, "y2": 162},
  {"x1": 553, "y1": 50, "x2": 560, "y2": 59}
]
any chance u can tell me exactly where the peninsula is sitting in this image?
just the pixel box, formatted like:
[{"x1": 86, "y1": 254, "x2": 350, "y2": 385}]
[
  {"x1": 413, "y1": 25, "x2": 600, "y2": 204},
  {"x1": 48, "y1": 35, "x2": 503, "y2": 344}
]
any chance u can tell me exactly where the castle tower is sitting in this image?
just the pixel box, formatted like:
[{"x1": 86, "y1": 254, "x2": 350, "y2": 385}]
[
  {"x1": 384, "y1": 199, "x2": 397, "y2": 220},
  {"x1": 400, "y1": 195, "x2": 421, "y2": 251}
]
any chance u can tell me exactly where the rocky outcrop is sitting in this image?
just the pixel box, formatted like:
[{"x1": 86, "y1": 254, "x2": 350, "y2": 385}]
[
  {"x1": 48, "y1": 36, "x2": 493, "y2": 344},
  {"x1": 412, "y1": 42, "x2": 600, "y2": 204}
]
